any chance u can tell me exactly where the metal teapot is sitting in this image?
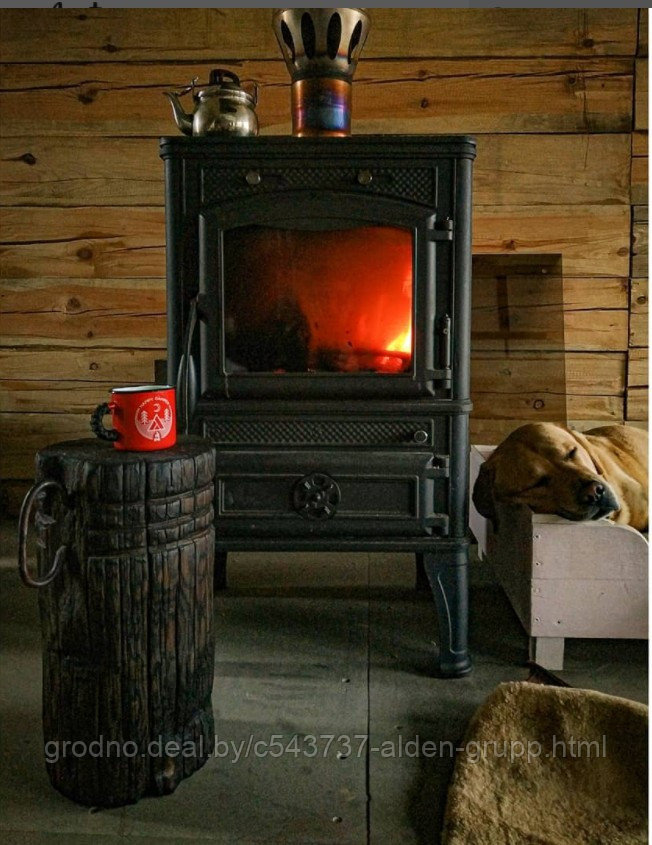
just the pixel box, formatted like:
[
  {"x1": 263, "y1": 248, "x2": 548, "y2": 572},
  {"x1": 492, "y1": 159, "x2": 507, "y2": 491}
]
[{"x1": 164, "y1": 69, "x2": 259, "y2": 137}]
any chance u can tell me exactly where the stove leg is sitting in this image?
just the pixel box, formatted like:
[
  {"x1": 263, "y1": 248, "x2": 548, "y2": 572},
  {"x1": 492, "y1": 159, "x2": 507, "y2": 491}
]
[
  {"x1": 214, "y1": 551, "x2": 227, "y2": 592},
  {"x1": 423, "y1": 547, "x2": 472, "y2": 677},
  {"x1": 414, "y1": 553, "x2": 430, "y2": 592}
]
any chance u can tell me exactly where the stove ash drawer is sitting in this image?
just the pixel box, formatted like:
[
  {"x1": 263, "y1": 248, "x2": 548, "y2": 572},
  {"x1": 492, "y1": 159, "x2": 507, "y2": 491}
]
[
  {"x1": 213, "y1": 451, "x2": 449, "y2": 538},
  {"x1": 203, "y1": 418, "x2": 445, "y2": 449}
]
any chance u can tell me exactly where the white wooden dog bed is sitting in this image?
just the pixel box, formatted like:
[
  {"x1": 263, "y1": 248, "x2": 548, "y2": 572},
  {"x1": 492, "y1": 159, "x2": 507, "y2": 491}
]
[{"x1": 470, "y1": 446, "x2": 649, "y2": 670}]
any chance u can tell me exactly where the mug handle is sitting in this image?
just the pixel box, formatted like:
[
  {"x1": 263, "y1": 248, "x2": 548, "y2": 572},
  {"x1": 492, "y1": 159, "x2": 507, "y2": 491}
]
[{"x1": 90, "y1": 402, "x2": 119, "y2": 442}]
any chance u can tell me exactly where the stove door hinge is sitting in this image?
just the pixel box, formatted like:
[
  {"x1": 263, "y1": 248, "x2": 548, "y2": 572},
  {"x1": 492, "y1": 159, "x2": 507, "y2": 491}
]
[
  {"x1": 428, "y1": 217, "x2": 454, "y2": 241},
  {"x1": 426, "y1": 457, "x2": 450, "y2": 479},
  {"x1": 424, "y1": 514, "x2": 450, "y2": 534},
  {"x1": 424, "y1": 367, "x2": 452, "y2": 383}
]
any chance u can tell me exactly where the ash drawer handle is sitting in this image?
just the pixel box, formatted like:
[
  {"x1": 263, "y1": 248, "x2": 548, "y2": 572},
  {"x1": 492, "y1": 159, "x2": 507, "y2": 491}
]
[
  {"x1": 18, "y1": 479, "x2": 70, "y2": 588},
  {"x1": 245, "y1": 170, "x2": 262, "y2": 186},
  {"x1": 357, "y1": 169, "x2": 373, "y2": 186},
  {"x1": 413, "y1": 429, "x2": 429, "y2": 444}
]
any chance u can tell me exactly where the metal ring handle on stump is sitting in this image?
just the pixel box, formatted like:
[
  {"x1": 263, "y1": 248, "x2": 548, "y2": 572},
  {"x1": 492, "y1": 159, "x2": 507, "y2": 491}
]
[{"x1": 18, "y1": 479, "x2": 69, "y2": 588}]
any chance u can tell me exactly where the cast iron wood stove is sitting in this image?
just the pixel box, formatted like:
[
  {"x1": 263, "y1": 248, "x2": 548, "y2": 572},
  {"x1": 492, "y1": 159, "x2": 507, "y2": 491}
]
[{"x1": 161, "y1": 134, "x2": 476, "y2": 676}]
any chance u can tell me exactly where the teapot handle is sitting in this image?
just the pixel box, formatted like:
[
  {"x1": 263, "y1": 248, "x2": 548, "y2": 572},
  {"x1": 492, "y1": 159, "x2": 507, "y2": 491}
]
[
  {"x1": 209, "y1": 69, "x2": 240, "y2": 86},
  {"x1": 208, "y1": 69, "x2": 258, "y2": 105}
]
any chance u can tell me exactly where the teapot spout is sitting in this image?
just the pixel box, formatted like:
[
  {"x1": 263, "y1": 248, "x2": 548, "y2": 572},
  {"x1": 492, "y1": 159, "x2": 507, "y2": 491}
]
[{"x1": 163, "y1": 91, "x2": 193, "y2": 136}]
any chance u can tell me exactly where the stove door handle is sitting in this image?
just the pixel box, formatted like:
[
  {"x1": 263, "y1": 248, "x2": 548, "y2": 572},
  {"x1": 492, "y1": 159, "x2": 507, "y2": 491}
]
[{"x1": 177, "y1": 296, "x2": 199, "y2": 434}]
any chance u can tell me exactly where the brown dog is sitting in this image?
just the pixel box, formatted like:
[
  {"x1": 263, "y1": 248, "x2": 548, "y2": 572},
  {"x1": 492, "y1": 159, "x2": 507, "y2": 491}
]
[{"x1": 473, "y1": 423, "x2": 648, "y2": 532}]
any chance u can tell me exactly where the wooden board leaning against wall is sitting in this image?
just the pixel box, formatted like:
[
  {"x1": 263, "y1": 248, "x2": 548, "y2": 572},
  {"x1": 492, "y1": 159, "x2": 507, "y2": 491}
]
[{"x1": 0, "y1": 7, "x2": 648, "y2": 507}]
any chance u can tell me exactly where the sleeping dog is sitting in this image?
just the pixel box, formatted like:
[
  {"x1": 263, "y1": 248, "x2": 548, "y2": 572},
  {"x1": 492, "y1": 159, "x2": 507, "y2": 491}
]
[{"x1": 472, "y1": 423, "x2": 648, "y2": 532}]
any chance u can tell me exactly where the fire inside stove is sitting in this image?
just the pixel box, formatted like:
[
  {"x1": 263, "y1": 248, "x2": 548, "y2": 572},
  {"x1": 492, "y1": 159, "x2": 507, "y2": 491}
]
[{"x1": 223, "y1": 225, "x2": 413, "y2": 374}]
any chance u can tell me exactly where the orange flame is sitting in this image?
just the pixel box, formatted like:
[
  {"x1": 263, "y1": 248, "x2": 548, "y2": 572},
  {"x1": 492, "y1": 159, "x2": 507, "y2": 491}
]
[
  {"x1": 386, "y1": 326, "x2": 412, "y2": 354},
  {"x1": 375, "y1": 325, "x2": 412, "y2": 373}
]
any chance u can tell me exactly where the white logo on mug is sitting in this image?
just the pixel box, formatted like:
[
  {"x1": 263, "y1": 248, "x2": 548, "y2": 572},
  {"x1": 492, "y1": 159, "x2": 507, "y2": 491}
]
[{"x1": 135, "y1": 396, "x2": 173, "y2": 441}]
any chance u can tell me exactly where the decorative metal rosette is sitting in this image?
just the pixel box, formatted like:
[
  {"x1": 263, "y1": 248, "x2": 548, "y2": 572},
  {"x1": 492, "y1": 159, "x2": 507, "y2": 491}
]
[{"x1": 292, "y1": 472, "x2": 341, "y2": 520}]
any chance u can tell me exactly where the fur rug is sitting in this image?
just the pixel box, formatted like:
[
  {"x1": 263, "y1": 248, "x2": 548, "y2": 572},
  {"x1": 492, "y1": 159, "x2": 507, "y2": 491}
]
[{"x1": 443, "y1": 681, "x2": 647, "y2": 844}]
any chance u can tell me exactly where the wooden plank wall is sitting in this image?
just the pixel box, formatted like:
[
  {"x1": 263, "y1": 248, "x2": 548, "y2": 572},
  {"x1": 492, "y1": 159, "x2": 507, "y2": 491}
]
[
  {"x1": 628, "y1": 14, "x2": 649, "y2": 427},
  {"x1": 0, "y1": 8, "x2": 648, "y2": 504}
]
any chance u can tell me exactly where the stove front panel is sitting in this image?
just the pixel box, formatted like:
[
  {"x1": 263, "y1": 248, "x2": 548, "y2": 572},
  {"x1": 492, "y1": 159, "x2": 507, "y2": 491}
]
[{"x1": 162, "y1": 137, "x2": 475, "y2": 550}]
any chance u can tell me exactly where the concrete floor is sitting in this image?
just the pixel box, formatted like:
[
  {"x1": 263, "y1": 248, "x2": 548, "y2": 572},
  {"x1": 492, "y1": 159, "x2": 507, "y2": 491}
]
[{"x1": 0, "y1": 522, "x2": 646, "y2": 844}]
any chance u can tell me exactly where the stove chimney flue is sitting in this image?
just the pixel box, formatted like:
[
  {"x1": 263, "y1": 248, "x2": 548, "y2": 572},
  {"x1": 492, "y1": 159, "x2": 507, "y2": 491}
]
[{"x1": 273, "y1": 8, "x2": 370, "y2": 137}]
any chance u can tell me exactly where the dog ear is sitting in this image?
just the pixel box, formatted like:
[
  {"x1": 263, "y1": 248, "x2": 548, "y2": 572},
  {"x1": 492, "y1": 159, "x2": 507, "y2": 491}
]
[
  {"x1": 569, "y1": 429, "x2": 605, "y2": 476},
  {"x1": 472, "y1": 463, "x2": 499, "y2": 531}
]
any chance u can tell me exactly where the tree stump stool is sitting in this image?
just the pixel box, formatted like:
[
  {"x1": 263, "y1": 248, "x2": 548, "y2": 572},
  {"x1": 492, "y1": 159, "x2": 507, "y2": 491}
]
[{"x1": 18, "y1": 437, "x2": 216, "y2": 807}]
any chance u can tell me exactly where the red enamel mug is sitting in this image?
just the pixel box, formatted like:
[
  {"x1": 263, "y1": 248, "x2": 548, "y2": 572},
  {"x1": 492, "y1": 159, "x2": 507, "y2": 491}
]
[{"x1": 91, "y1": 385, "x2": 177, "y2": 451}]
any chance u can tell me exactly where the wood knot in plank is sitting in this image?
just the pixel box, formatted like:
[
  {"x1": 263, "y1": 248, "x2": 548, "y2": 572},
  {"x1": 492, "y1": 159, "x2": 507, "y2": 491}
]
[
  {"x1": 66, "y1": 297, "x2": 82, "y2": 312},
  {"x1": 89, "y1": 362, "x2": 99, "y2": 370},
  {"x1": 102, "y1": 42, "x2": 119, "y2": 54},
  {"x1": 78, "y1": 87, "x2": 99, "y2": 105},
  {"x1": 420, "y1": 98, "x2": 429, "y2": 109},
  {"x1": 566, "y1": 74, "x2": 586, "y2": 93},
  {"x1": 533, "y1": 399, "x2": 545, "y2": 410},
  {"x1": 21, "y1": 153, "x2": 37, "y2": 166},
  {"x1": 77, "y1": 247, "x2": 93, "y2": 260}
]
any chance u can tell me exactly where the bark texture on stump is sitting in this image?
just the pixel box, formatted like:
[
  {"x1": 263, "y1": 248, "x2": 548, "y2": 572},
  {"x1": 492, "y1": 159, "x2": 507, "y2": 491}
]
[{"x1": 31, "y1": 437, "x2": 216, "y2": 807}]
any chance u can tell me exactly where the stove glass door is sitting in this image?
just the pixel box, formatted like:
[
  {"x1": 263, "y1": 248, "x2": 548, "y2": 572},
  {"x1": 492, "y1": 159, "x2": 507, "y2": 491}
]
[{"x1": 223, "y1": 224, "x2": 414, "y2": 376}]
